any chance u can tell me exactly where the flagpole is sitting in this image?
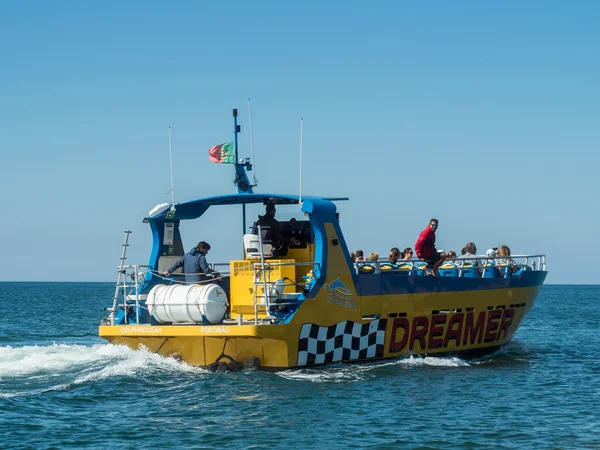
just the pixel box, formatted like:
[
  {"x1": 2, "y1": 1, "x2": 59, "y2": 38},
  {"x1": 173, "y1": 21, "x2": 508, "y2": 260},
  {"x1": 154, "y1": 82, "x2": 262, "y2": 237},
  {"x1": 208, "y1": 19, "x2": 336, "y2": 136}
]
[
  {"x1": 226, "y1": 108, "x2": 253, "y2": 194},
  {"x1": 232, "y1": 108, "x2": 247, "y2": 239}
]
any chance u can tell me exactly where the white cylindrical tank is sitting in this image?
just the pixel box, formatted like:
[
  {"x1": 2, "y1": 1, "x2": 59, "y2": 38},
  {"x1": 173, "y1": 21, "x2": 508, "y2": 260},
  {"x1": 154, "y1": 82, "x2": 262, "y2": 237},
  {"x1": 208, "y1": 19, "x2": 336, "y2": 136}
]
[{"x1": 146, "y1": 284, "x2": 228, "y2": 324}]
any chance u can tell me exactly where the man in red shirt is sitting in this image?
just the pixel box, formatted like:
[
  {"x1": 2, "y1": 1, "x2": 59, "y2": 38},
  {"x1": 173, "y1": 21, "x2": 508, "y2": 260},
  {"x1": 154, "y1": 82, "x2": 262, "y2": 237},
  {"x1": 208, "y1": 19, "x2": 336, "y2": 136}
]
[{"x1": 415, "y1": 218, "x2": 446, "y2": 276}]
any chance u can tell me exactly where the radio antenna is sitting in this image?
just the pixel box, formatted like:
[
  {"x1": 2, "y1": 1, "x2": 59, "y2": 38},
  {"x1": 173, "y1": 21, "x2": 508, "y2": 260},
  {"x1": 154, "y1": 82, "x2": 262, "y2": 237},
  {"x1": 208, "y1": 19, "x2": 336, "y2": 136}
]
[
  {"x1": 247, "y1": 99, "x2": 258, "y2": 186},
  {"x1": 299, "y1": 118, "x2": 303, "y2": 204},
  {"x1": 168, "y1": 127, "x2": 175, "y2": 206}
]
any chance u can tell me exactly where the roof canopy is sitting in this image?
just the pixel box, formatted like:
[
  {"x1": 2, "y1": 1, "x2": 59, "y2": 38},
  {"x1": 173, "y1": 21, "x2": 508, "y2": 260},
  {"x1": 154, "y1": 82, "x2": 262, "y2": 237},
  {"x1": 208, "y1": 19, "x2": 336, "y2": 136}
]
[{"x1": 149, "y1": 193, "x2": 349, "y2": 221}]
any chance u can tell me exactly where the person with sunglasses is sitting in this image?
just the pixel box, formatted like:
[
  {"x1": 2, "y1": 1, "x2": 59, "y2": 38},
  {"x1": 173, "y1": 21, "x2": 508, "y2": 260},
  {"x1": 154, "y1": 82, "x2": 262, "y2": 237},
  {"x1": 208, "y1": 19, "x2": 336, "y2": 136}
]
[
  {"x1": 163, "y1": 241, "x2": 217, "y2": 283},
  {"x1": 415, "y1": 218, "x2": 446, "y2": 276},
  {"x1": 402, "y1": 248, "x2": 414, "y2": 260}
]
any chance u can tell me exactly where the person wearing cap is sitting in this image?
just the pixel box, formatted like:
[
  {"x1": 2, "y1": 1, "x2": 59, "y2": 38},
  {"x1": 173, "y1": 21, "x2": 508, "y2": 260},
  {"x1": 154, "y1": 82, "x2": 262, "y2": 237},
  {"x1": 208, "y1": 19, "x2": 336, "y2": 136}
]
[
  {"x1": 163, "y1": 241, "x2": 217, "y2": 283},
  {"x1": 415, "y1": 218, "x2": 446, "y2": 276},
  {"x1": 254, "y1": 202, "x2": 283, "y2": 256}
]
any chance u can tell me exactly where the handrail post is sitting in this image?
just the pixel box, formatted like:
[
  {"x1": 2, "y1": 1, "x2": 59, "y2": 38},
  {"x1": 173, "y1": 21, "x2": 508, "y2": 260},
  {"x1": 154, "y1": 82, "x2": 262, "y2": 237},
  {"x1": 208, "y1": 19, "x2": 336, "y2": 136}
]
[
  {"x1": 256, "y1": 225, "x2": 269, "y2": 325},
  {"x1": 134, "y1": 265, "x2": 140, "y2": 324}
]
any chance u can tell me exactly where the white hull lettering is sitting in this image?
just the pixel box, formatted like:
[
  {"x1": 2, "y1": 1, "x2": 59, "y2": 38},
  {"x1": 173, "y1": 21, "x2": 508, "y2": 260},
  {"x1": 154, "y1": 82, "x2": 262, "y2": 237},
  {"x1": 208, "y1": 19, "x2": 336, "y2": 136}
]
[
  {"x1": 120, "y1": 326, "x2": 163, "y2": 334},
  {"x1": 200, "y1": 326, "x2": 230, "y2": 334}
]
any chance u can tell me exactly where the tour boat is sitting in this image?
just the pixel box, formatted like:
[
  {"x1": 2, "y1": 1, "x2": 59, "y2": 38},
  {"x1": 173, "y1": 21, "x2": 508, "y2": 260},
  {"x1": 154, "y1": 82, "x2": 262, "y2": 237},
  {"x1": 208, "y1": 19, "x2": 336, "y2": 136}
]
[{"x1": 98, "y1": 109, "x2": 547, "y2": 371}]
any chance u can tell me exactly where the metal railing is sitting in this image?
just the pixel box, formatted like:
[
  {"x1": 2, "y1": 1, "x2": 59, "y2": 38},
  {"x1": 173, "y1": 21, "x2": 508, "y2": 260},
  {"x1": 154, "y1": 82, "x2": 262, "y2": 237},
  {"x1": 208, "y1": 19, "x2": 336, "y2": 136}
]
[
  {"x1": 248, "y1": 260, "x2": 317, "y2": 324},
  {"x1": 108, "y1": 264, "x2": 152, "y2": 325},
  {"x1": 354, "y1": 254, "x2": 546, "y2": 278},
  {"x1": 106, "y1": 229, "x2": 545, "y2": 328},
  {"x1": 244, "y1": 225, "x2": 318, "y2": 324}
]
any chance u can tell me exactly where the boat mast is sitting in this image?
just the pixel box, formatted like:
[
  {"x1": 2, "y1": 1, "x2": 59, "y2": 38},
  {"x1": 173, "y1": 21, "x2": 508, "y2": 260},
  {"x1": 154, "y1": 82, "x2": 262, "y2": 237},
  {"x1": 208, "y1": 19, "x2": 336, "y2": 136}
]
[{"x1": 232, "y1": 108, "x2": 254, "y2": 237}]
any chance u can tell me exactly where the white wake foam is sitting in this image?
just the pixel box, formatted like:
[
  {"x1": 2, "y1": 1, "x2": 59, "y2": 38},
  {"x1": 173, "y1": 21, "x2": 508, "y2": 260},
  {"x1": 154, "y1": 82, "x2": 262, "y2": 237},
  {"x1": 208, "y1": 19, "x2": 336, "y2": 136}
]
[
  {"x1": 397, "y1": 355, "x2": 470, "y2": 367},
  {"x1": 0, "y1": 343, "x2": 206, "y2": 381},
  {"x1": 278, "y1": 356, "x2": 469, "y2": 383}
]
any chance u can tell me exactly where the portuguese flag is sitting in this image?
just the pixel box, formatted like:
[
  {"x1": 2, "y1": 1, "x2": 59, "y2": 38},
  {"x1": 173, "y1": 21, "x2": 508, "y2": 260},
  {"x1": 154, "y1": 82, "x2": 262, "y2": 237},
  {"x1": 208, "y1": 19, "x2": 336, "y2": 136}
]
[{"x1": 208, "y1": 142, "x2": 235, "y2": 164}]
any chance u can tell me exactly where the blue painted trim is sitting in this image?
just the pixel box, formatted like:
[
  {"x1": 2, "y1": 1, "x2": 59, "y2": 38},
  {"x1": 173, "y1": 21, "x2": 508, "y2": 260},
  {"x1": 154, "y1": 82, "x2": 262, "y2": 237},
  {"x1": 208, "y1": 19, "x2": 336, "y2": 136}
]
[
  {"x1": 301, "y1": 199, "x2": 336, "y2": 298},
  {"x1": 140, "y1": 218, "x2": 184, "y2": 293},
  {"x1": 355, "y1": 270, "x2": 547, "y2": 296}
]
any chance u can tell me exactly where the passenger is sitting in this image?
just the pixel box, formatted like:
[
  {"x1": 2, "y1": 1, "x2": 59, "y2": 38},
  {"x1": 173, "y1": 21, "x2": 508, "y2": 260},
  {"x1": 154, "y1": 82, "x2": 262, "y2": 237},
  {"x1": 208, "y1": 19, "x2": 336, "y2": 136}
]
[
  {"x1": 415, "y1": 218, "x2": 446, "y2": 276},
  {"x1": 255, "y1": 202, "x2": 284, "y2": 256},
  {"x1": 350, "y1": 252, "x2": 356, "y2": 263},
  {"x1": 497, "y1": 245, "x2": 516, "y2": 266},
  {"x1": 163, "y1": 241, "x2": 218, "y2": 283},
  {"x1": 388, "y1": 247, "x2": 401, "y2": 264},
  {"x1": 355, "y1": 250, "x2": 366, "y2": 261},
  {"x1": 486, "y1": 248, "x2": 497, "y2": 258},
  {"x1": 458, "y1": 242, "x2": 480, "y2": 267},
  {"x1": 368, "y1": 252, "x2": 379, "y2": 261},
  {"x1": 461, "y1": 247, "x2": 467, "y2": 256},
  {"x1": 287, "y1": 218, "x2": 302, "y2": 247},
  {"x1": 402, "y1": 247, "x2": 414, "y2": 260},
  {"x1": 447, "y1": 250, "x2": 457, "y2": 259},
  {"x1": 458, "y1": 242, "x2": 477, "y2": 259}
]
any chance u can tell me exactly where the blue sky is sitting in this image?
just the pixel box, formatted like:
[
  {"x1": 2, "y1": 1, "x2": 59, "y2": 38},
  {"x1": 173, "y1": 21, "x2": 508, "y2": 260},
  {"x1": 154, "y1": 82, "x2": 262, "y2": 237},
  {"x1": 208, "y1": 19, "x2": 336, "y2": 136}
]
[{"x1": 1, "y1": 1, "x2": 598, "y2": 284}]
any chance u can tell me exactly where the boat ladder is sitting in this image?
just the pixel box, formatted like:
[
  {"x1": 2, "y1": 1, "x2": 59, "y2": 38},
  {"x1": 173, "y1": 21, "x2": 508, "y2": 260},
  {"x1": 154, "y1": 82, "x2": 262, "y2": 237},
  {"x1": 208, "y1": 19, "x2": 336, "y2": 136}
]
[{"x1": 107, "y1": 230, "x2": 131, "y2": 325}]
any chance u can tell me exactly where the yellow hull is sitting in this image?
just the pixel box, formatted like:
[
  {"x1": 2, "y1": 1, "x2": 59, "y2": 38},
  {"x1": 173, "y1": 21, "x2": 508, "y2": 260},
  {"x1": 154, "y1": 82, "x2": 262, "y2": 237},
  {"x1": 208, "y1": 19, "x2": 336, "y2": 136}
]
[{"x1": 99, "y1": 284, "x2": 541, "y2": 370}]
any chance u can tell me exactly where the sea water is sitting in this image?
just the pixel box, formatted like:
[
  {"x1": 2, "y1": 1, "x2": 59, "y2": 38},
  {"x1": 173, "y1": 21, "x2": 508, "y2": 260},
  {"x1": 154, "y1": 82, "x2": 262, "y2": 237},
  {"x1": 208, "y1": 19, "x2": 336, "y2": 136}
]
[{"x1": 0, "y1": 283, "x2": 598, "y2": 449}]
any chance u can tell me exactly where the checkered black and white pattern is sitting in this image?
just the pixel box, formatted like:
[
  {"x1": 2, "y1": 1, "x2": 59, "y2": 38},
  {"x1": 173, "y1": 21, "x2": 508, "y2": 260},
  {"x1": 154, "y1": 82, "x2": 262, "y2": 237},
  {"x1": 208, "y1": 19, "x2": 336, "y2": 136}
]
[{"x1": 297, "y1": 319, "x2": 387, "y2": 366}]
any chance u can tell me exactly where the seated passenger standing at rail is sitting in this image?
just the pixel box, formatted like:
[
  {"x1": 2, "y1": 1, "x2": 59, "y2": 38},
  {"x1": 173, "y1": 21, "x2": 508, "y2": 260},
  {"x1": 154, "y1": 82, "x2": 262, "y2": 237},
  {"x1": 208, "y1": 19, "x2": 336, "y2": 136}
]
[
  {"x1": 163, "y1": 241, "x2": 216, "y2": 283},
  {"x1": 415, "y1": 218, "x2": 446, "y2": 276}
]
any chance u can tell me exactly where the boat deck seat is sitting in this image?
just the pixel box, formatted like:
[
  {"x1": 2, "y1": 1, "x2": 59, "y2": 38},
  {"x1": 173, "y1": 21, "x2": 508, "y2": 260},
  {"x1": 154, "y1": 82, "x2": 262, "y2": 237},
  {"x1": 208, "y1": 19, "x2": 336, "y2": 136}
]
[
  {"x1": 357, "y1": 264, "x2": 376, "y2": 273},
  {"x1": 244, "y1": 234, "x2": 273, "y2": 260}
]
